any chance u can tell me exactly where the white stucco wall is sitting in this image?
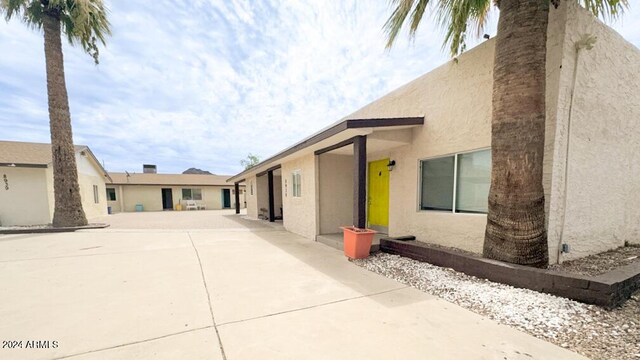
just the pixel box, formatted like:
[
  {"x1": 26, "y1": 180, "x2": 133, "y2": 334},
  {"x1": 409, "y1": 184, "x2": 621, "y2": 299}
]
[
  {"x1": 318, "y1": 153, "x2": 353, "y2": 234},
  {"x1": 345, "y1": 39, "x2": 495, "y2": 254},
  {"x1": 75, "y1": 154, "x2": 108, "y2": 220},
  {"x1": 245, "y1": 176, "x2": 258, "y2": 219},
  {"x1": 272, "y1": 175, "x2": 283, "y2": 218},
  {"x1": 281, "y1": 154, "x2": 317, "y2": 240},
  {"x1": 546, "y1": 2, "x2": 640, "y2": 262},
  {"x1": 0, "y1": 167, "x2": 51, "y2": 226},
  {"x1": 256, "y1": 175, "x2": 269, "y2": 218},
  {"x1": 115, "y1": 185, "x2": 237, "y2": 212},
  {"x1": 45, "y1": 166, "x2": 55, "y2": 219},
  {"x1": 106, "y1": 185, "x2": 122, "y2": 213}
]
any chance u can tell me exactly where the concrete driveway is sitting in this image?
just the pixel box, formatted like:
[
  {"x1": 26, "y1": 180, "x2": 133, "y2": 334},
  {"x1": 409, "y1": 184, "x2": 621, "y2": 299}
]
[{"x1": 0, "y1": 211, "x2": 585, "y2": 359}]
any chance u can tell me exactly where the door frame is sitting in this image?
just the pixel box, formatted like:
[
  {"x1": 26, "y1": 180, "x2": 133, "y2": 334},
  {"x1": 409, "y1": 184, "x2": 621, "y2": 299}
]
[
  {"x1": 161, "y1": 188, "x2": 173, "y2": 210},
  {"x1": 367, "y1": 158, "x2": 390, "y2": 233},
  {"x1": 222, "y1": 189, "x2": 231, "y2": 208}
]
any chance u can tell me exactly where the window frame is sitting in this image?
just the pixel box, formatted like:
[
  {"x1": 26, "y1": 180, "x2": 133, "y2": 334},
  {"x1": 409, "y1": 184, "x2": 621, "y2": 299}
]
[
  {"x1": 417, "y1": 147, "x2": 491, "y2": 215},
  {"x1": 93, "y1": 185, "x2": 99, "y2": 204},
  {"x1": 291, "y1": 170, "x2": 302, "y2": 198},
  {"x1": 106, "y1": 187, "x2": 117, "y2": 201},
  {"x1": 181, "y1": 188, "x2": 203, "y2": 201}
]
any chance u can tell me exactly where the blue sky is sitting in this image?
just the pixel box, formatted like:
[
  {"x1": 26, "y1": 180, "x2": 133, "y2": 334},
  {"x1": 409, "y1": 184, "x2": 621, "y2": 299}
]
[{"x1": 1, "y1": 1, "x2": 639, "y2": 175}]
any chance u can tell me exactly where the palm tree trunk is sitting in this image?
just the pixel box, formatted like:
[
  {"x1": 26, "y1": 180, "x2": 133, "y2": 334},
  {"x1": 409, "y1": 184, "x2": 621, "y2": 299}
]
[
  {"x1": 43, "y1": 13, "x2": 88, "y2": 227},
  {"x1": 483, "y1": 0, "x2": 549, "y2": 268}
]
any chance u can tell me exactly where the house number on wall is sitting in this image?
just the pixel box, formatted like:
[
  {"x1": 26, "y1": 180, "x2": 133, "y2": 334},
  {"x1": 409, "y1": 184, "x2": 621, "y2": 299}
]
[{"x1": 3, "y1": 174, "x2": 8, "y2": 190}]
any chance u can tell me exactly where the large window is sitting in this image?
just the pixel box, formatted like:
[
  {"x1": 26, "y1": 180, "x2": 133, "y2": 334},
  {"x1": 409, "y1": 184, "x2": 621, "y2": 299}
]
[
  {"x1": 182, "y1": 188, "x2": 202, "y2": 200},
  {"x1": 106, "y1": 188, "x2": 116, "y2": 201},
  {"x1": 420, "y1": 149, "x2": 491, "y2": 213},
  {"x1": 292, "y1": 170, "x2": 302, "y2": 197}
]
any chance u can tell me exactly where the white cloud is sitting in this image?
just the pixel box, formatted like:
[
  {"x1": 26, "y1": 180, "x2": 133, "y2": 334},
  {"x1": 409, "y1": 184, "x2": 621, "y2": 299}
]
[{"x1": 0, "y1": 1, "x2": 638, "y2": 175}]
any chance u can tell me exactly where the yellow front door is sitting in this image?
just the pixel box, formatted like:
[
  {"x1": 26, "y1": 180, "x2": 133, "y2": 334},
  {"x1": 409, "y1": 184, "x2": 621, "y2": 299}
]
[{"x1": 368, "y1": 159, "x2": 389, "y2": 227}]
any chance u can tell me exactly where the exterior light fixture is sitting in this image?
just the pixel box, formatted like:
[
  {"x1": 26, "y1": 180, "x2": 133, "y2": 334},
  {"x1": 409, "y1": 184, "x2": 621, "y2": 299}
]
[{"x1": 387, "y1": 160, "x2": 396, "y2": 172}]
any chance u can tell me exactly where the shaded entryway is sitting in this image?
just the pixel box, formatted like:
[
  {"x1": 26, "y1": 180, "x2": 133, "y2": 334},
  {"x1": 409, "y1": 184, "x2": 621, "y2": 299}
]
[
  {"x1": 222, "y1": 189, "x2": 231, "y2": 208},
  {"x1": 161, "y1": 188, "x2": 173, "y2": 210},
  {"x1": 315, "y1": 129, "x2": 414, "y2": 245},
  {"x1": 256, "y1": 167, "x2": 283, "y2": 222}
]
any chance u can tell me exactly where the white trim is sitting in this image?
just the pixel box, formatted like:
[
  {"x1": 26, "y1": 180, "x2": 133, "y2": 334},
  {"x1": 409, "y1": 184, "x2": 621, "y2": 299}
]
[{"x1": 452, "y1": 154, "x2": 458, "y2": 214}]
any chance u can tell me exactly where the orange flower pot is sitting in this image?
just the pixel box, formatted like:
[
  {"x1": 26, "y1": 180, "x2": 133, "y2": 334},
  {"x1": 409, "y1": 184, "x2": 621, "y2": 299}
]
[{"x1": 341, "y1": 226, "x2": 376, "y2": 259}]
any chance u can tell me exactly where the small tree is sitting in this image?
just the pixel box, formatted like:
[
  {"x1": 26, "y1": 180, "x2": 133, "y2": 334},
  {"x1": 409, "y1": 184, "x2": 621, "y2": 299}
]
[{"x1": 240, "y1": 153, "x2": 260, "y2": 170}]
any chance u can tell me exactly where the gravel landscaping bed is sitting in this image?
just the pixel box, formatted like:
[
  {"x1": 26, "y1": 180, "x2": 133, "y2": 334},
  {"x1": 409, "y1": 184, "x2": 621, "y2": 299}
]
[
  {"x1": 353, "y1": 253, "x2": 640, "y2": 360},
  {"x1": 549, "y1": 245, "x2": 640, "y2": 276}
]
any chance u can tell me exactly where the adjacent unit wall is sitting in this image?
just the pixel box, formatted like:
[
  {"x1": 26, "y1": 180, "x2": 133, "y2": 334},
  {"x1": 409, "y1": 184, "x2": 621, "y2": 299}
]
[
  {"x1": 75, "y1": 153, "x2": 108, "y2": 220},
  {"x1": 273, "y1": 175, "x2": 283, "y2": 218},
  {"x1": 546, "y1": 2, "x2": 640, "y2": 262},
  {"x1": 256, "y1": 175, "x2": 269, "y2": 218},
  {"x1": 106, "y1": 185, "x2": 122, "y2": 213},
  {"x1": 318, "y1": 153, "x2": 353, "y2": 234},
  {"x1": 114, "y1": 185, "x2": 239, "y2": 212},
  {"x1": 281, "y1": 154, "x2": 317, "y2": 240},
  {"x1": 245, "y1": 176, "x2": 258, "y2": 219},
  {"x1": 0, "y1": 167, "x2": 51, "y2": 226}
]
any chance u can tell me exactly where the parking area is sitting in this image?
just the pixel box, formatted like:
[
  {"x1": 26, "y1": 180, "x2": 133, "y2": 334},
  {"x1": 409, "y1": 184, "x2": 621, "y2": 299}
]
[
  {"x1": 0, "y1": 211, "x2": 585, "y2": 359},
  {"x1": 93, "y1": 209, "x2": 272, "y2": 230}
]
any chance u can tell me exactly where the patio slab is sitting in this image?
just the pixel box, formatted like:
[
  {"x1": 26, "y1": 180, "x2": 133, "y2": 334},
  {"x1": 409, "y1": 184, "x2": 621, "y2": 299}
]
[
  {"x1": 190, "y1": 230, "x2": 405, "y2": 325},
  {"x1": 218, "y1": 286, "x2": 586, "y2": 360}
]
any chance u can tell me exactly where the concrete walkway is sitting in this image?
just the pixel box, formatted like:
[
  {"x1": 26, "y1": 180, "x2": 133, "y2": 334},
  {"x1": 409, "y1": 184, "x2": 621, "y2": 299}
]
[{"x1": 0, "y1": 212, "x2": 585, "y2": 359}]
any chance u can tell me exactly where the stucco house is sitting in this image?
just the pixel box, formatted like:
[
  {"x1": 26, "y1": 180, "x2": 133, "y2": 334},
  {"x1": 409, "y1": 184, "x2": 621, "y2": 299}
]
[
  {"x1": 228, "y1": 2, "x2": 640, "y2": 265},
  {"x1": 106, "y1": 169, "x2": 245, "y2": 213},
  {"x1": 0, "y1": 140, "x2": 110, "y2": 226}
]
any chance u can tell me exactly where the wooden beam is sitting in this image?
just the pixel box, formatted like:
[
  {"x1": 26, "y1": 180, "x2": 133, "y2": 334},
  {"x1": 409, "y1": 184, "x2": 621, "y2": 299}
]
[
  {"x1": 268, "y1": 170, "x2": 275, "y2": 222},
  {"x1": 353, "y1": 136, "x2": 367, "y2": 228},
  {"x1": 257, "y1": 164, "x2": 282, "y2": 178},
  {"x1": 314, "y1": 137, "x2": 355, "y2": 156}
]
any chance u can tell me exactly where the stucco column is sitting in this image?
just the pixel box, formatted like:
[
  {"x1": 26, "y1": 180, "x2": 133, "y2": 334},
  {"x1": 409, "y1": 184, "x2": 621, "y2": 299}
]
[
  {"x1": 118, "y1": 185, "x2": 124, "y2": 212},
  {"x1": 353, "y1": 136, "x2": 367, "y2": 228}
]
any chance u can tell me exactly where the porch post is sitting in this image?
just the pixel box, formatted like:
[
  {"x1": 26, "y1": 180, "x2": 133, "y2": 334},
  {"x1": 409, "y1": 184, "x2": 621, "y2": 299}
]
[
  {"x1": 353, "y1": 135, "x2": 367, "y2": 228},
  {"x1": 268, "y1": 170, "x2": 275, "y2": 222},
  {"x1": 234, "y1": 182, "x2": 240, "y2": 214}
]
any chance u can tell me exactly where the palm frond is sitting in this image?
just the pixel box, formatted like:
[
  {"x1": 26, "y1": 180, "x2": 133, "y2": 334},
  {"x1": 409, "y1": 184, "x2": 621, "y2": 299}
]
[
  {"x1": 384, "y1": 0, "x2": 430, "y2": 48},
  {"x1": 384, "y1": 0, "x2": 491, "y2": 57},
  {"x1": 580, "y1": 0, "x2": 628, "y2": 20},
  {"x1": 1, "y1": 0, "x2": 110, "y2": 64},
  {"x1": 435, "y1": 0, "x2": 491, "y2": 57}
]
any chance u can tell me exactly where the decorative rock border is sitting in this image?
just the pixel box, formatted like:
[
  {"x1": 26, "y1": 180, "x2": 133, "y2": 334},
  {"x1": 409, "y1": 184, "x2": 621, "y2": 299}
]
[
  {"x1": 0, "y1": 223, "x2": 110, "y2": 235},
  {"x1": 380, "y1": 238, "x2": 640, "y2": 308}
]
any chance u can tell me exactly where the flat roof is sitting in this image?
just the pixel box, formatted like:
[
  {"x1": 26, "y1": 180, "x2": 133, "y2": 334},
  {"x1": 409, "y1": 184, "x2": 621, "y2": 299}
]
[
  {"x1": 108, "y1": 172, "x2": 239, "y2": 187},
  {"x1": 227, "y1": 116, "x2": 424, "y2": 183}
]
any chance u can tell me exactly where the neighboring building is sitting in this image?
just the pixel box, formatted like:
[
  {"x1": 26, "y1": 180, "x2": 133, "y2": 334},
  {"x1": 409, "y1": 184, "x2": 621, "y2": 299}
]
[
  {"x1": 0, "y1": 140, "x2": 110, "y2": 226},
  {"x1": 228, "y1": 2, "x2": 640, "y2": 264},
  {"x1": 106, "y1": 169, "x2": 245, "y2": 213}
]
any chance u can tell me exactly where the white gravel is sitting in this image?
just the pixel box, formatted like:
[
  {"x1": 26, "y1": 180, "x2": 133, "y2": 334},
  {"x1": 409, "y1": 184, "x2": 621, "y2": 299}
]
[{"x1": 353, "y1": 253, "x2": 640, "y2": 360}]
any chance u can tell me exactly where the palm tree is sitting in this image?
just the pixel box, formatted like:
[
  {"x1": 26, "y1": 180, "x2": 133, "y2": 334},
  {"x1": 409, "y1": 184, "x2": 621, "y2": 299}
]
[
  {"x1": 1, "y1": 0, "x2": 110, "y2": 227},
  {"x1": 384, "y1": 0, "x2": 626, "y2": 268}
]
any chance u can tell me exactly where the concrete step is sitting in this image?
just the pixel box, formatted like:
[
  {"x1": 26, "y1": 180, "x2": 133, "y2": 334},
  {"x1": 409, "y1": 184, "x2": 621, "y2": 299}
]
[
  {"x1": 316, "y1": 234, "x2": 343, "y2": 251},
  {"x1": 316, "y1": 233, "x2": 381, "y2": 253}
]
